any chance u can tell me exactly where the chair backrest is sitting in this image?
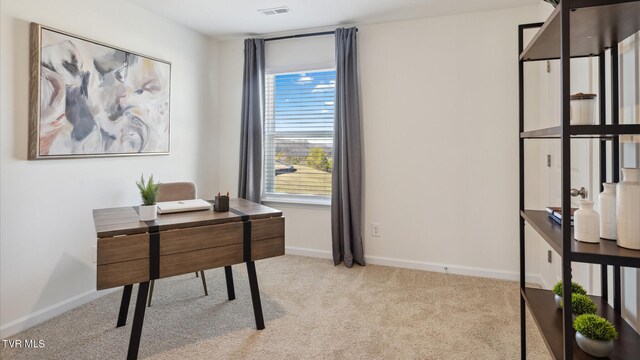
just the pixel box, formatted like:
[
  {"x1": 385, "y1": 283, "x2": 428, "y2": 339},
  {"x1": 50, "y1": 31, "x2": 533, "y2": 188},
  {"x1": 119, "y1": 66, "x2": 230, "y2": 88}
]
[{"x1": 157, "y1": 182, "x2": 197, "y2": 202}]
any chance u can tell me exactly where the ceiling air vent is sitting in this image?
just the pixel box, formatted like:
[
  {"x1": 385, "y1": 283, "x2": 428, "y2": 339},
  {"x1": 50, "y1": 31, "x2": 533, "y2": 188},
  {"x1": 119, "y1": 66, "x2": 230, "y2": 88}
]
[{"x1": 258, "y1": 6, "x2": 291, "y2": 16}]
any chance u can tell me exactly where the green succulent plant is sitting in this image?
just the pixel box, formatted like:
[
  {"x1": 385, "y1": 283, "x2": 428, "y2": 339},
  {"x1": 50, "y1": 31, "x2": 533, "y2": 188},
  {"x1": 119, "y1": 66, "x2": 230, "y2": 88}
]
[
  {"x1": 136, "y1": 174, "x2": 161, "y2": 206},
  {"x1": 543, "y1": 0, "x2": 560, "y2": 7},
  {"x1": 574, "y1": 314, "x2": 618, "y2": 341},
  {"x1": 552, "y1": 280, "x2": 587, "y2": 297},
  {"x1": 560, "y1": 293, "x2": 597, "y2": 316}
]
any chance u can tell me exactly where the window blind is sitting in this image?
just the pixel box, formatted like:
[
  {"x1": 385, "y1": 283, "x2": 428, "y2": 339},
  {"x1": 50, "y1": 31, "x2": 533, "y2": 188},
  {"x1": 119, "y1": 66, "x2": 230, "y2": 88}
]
[{"x1": 264, "y1": 69, "x2": 336, "y2": 197}]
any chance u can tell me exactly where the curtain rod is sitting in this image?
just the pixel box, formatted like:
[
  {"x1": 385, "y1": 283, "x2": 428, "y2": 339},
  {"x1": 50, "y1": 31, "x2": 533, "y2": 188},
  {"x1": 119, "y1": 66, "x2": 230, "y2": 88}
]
[{"x1": 263, "y1": 28, "x2": 357, "y2": 42}]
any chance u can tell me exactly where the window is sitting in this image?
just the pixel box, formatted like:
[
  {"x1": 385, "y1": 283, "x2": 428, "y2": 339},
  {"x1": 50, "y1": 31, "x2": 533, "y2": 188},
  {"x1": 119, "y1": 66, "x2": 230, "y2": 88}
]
[{"x1": 263, "y1": 69, "x2": 336, "y2": 203}]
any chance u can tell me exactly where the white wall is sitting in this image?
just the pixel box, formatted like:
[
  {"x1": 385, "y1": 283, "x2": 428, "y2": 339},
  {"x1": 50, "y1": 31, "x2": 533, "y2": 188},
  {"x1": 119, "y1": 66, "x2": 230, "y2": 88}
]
[
  {"x1": 0, "y1": 0, "x2": 217, "y2": 336},
  {"x1": 217, "y1": 5, "x2": 547, "y2": 277}
]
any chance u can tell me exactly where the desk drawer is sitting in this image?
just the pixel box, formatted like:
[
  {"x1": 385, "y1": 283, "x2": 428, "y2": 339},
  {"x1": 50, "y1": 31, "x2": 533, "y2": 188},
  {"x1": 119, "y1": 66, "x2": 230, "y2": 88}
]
[
  {"x1": 97, "y1": 233, "x2": 148, "y2": 265},
  {"x1": 160, "y1": 222, "x2": 243, "y2": 255},
  {"x1": 252, "y1": 237, "x2": 285, "y2": 260},
  {"x1": 160, "y1": 243, "x2": 243, "y2": 278},
  {"x1": 97, "y1": 259, "x2": 148, "y2": 290},
  {"x1": 251, "y1": 217, "x2": 284, "y2": 241}
]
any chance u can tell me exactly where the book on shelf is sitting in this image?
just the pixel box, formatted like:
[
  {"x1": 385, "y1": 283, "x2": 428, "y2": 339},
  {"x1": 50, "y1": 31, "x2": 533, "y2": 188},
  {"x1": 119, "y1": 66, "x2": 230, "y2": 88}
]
[
  {"x1": 548, "y1": 213, "x2": 573, "y2": 226},
  {"x1": 545, "y1": 206, "x2": 576, "y2": 226}
]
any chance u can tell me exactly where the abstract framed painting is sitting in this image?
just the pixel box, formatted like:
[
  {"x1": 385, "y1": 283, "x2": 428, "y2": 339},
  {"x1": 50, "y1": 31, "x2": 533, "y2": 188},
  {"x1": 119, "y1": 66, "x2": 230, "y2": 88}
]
[{"x1": 28, "y1": 23, "x2": 171, "y2": 159}]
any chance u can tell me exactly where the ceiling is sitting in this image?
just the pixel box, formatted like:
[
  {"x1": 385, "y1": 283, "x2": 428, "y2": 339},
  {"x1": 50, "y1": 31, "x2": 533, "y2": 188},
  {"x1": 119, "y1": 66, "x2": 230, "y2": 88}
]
[{"x1": 129, "y1": 0, "x2": 540, "y2": 39}]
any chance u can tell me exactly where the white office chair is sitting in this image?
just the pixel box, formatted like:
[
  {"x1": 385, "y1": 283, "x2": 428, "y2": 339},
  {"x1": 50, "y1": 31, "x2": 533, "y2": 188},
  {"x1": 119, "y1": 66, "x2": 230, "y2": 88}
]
[{"x1": 147, "y1": 182, "x2": 208, "y2": 306}]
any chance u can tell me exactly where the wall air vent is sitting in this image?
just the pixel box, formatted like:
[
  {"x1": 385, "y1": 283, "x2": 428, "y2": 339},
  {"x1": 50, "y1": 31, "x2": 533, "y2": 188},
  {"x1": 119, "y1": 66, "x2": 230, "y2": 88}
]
[{"x1": 258, "y1": 6, "x2": 291, "y2": 16}]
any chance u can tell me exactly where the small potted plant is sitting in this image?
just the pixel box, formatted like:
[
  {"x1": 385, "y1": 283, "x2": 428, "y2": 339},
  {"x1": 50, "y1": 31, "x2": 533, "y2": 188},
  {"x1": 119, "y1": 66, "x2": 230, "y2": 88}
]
[
  {"x1": 552, "y1": 280, "x2": 587, "y2": 307},
  {"x1": 573, "y1": 313, "x2": 618, "y2": 357},
  {"x1": 136, "y1": 174, "x2": 160, "y2": 221},
  {"x1": 562, "y1": 293, "x2": 597, "y2": 316}
]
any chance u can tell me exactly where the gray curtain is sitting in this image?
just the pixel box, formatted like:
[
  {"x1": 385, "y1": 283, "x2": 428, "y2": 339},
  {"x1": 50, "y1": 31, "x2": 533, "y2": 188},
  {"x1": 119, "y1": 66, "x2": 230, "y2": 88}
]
[
  {"x1": 238, "y1": 39, "x2": 265, "y2": 203},
  {"x1": 332, "y1": 28, "x2": 364, "y2": 267}
]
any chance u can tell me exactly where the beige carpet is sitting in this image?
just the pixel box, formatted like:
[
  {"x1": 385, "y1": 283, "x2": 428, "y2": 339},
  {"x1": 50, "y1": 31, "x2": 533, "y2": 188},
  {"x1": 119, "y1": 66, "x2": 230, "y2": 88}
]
[{"x1": 2, "y1": 255, "x2": 551, "y2": 359}]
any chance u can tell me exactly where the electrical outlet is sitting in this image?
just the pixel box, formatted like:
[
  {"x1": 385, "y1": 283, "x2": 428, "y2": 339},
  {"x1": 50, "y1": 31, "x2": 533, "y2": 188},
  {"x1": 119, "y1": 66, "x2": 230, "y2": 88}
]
[
  {"x1": 92, "y1": 246, "x2": 97, "y2": 264},
  {"x1": 371, "y1": 223, "x2": 381, "y2": 237},
  {"x1": 548, "y1": 250, "x2": 553, "y2": 263}
]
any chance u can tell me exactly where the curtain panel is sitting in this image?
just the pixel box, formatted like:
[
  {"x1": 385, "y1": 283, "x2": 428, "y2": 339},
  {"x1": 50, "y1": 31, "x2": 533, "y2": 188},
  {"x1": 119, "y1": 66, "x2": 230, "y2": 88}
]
[
  {"x1": 238, "y1": 38, "x2": 265, "y2": 202},
  {"x1": 332, "y1": 28, "x2": 364, "y2": 267}
]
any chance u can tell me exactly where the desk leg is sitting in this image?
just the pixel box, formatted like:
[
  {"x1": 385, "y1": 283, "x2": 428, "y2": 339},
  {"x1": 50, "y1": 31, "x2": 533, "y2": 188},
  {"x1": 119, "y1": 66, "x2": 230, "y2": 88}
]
[
  {"x1": 224, "y1": 266, "x2": 235, "y2": 300},
  {"x1": 246, "y1": 261, "x2": 264, "y2": 330},
  {"x1": 127, "y1": 281, "x2": 149, "y2": 360},
  {"x1": 117, "y1": 284, "x2": 133, "y2": 327}
]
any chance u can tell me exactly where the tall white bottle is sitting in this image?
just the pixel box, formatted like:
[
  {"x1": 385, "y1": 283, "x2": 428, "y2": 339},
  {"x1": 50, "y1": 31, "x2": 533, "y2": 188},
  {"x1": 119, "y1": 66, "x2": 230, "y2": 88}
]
[
  {"x1": 616, "y1": 168, "x2": 640, "y2": 250},
  {"x1": 598, "y1": 183, "x2": 617, "y2": 240}
]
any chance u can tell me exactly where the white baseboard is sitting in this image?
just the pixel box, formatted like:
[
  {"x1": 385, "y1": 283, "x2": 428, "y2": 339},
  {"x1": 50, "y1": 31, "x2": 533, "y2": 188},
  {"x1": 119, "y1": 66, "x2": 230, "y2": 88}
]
[
  {"x1": 365, "y1": 254, "x2": 543, "y2": 285},
  {"x1": 285, "y1": 246, "x2": 544, "y2": 286},
  {"x1": 285, "y1": 246, "x2": 332, "y2": 259},
  {"x1": 0, "y1": 288, "x2": 117, "y2": 338}
]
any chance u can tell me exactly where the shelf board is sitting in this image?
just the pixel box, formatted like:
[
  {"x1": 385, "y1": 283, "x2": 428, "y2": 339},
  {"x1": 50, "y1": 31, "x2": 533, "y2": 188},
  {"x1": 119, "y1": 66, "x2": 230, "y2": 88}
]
[
  {"x1": 520, "y1": 124, "x2": 640, "y2": 139},
  {"x1": 521, "y1": 210, "x2": 640, "y2": 267},
  {"x1": 521, "y1": 288, "x2": 640, "y2": 360},
  {"x1": 521, "y1": 1, "x2": 640, "y2": 61}
]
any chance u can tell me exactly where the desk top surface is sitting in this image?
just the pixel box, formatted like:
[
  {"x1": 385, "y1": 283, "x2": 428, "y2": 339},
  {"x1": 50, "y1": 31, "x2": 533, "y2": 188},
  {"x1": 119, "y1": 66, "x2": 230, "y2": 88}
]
[{"x1": 93, "y1": 198, "x2": 282, "y2": 238}]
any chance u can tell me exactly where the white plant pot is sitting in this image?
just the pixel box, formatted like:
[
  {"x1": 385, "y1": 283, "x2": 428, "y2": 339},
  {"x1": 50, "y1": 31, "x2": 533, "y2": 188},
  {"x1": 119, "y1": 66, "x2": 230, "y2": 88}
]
[
  {"x1": 554, "y1": 294, "x2": 562, "y2": 308},
  {"x1": 575, "y1": 331, "x2": 613, "y2": 358},
  {"x1": 139, "y1": 204, "x2": 157, "y2": 221},
  {"x1": 574, "y1": 200, "x2": 600, "y2": 243},
  {"x1": 616, "y1": 168, "x2": 640, "y2": 250},
  {"x1": 598, "y1": 183, "x2": 617, "y2": 240}
]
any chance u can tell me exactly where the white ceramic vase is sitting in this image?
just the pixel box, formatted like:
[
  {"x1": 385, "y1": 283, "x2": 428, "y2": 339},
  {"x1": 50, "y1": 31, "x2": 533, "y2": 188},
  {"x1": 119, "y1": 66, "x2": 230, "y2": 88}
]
[
  {"x1": 139, "y1": 204, "x2": 157, "y2": 221},
  {"x1": 574, "y1": 200, "x2": 600, "y2": 243},
  {"x1": 598, "y1": 183, "x2": 617, "y2": 240},
  {"x1": 575, "y1": 332, "x2": 613, "y2": 358},
  {"x1": 616, "y1": 168, "x2": 640, "y2": 250}
]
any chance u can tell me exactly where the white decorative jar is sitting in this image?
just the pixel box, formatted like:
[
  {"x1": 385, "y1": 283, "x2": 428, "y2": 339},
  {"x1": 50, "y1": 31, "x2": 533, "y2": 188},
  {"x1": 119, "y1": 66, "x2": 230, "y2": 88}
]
[
  {"x1": 574, "y1": 200, "x2": 600, "y2": 243},
  {"x1": 598, "y1": 183, "x2": 617, "y2": 240},
  {"x1": 139, "y1": 204, "x2": 158, "y2": 221},
  {"x1": 616, "y1": 168, "x2": 640, "y2": 250},
  {"x1": 570, "y1": 93, "x2": 596, "y2": 125}
]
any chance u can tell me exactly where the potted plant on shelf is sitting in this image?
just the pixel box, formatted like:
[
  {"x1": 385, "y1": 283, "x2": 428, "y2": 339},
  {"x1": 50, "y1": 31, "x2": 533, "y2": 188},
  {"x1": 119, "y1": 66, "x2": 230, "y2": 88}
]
[
  {"x1": 552, "y1": 280, "x2": 587, "y2": 307},
  {"x1": 563, "y1": 293, "x2": 598, "y2": 316},
  {"x1": 573, "y1": 313, "x2": 618, "y2": 357},
  {"x1": 136, "y1": 174, "x2": 160, "y2": 221}
]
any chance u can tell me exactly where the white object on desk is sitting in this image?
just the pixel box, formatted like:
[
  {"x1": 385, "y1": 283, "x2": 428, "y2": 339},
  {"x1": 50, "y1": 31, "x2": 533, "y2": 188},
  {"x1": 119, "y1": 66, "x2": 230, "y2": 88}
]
[{"x1": 157, "y1": 199, "x2": 212, "y2": 214}]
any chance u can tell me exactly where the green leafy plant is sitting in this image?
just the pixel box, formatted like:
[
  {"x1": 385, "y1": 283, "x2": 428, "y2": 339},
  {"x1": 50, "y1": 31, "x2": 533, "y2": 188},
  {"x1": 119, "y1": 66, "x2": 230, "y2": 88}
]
[
  {"x1": 560, "y1": 293, "x2": 597, "y2": 315},
  {"x1": 136, "y1": 174, "x2": 161, "y2": 205},
  {"x1": 574, "y1": 314, "x2": 618, "y2": 341},
  {"x1": 543, "y1": 0, "x2": 559, "y2": 7},
  {"x1": 552, "y1": 280, "x2": 587, "y2": 296}
]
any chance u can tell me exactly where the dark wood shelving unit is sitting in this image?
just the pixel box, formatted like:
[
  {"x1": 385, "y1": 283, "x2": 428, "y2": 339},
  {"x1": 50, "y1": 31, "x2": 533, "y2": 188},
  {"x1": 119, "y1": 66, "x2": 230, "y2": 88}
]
[
  {"x1": 520, "y1": 124, "x2": 640, "y2": 139},
  {"x1": 519, "y1": 0, "x2": 640, "y2": 358},
  {"x1": 521, "y1": 210, "x2": 640, "y2": 267},
  {"x1": 522, "y1": 288, "x2": 640, "y2": 360},
  {"x1": 520, "y1": 1, "x2": 640, "y2": 61}
]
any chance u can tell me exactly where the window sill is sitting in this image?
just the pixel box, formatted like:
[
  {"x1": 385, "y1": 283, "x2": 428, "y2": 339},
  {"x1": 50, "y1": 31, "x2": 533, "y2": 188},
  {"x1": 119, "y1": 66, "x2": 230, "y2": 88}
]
[{"x1": 262, "y1": 195, "x2": 331, "y2": 207}]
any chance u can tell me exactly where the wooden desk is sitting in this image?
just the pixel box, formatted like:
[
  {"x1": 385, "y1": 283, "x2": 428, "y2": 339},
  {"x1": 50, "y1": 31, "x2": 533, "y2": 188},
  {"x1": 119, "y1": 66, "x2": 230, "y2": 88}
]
[{"x1": 93, "y1": 198, "x2": 284, "y2": 360}]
